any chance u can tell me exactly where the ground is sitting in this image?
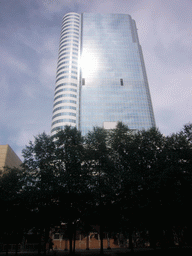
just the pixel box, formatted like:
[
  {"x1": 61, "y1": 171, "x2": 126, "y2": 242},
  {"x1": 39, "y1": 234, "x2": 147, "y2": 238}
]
[{"x1": 1, "y1": 247, "x2": 192, "y2": 256}]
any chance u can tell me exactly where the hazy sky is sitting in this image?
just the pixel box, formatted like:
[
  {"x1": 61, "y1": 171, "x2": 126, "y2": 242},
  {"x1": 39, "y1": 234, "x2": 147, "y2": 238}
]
[{"x1": 0, "y1": 0, "x2": 191, "y2": 159}]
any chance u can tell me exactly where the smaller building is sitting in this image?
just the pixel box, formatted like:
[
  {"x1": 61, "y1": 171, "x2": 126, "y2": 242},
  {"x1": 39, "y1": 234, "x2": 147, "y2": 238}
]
[{"x1": 0, "y1": 145, "x2": 22, "y2": 171}]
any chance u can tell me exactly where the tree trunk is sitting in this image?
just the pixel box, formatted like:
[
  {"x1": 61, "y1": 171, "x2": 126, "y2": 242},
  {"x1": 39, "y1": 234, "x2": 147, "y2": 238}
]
[
  {"x1": 149, "y1": 227, "x2": 156, "y2": 250},
  {"x1": 107, "y1": 233, "x2": 111, "y2": 249},
  {"x1": 68, "y1": 221, "x2": 73, "y2": 255},
  {"x1": 38, "y1": 227, "x2": 43, "y2": 256},
  {"x1": 65, "y1": 239, "x2": 68, "y2": 251},
  {"x1": 15, "y1": 236, "x2": 18, "y2": 256},
  {"x1": 6, "y1": 234, "x2": 9, "y2": 256},
  {"x1": 43, "y1": 227, "x2": 49, "y2": 255},
  {"x1": 129, "y1": 226, "x2": 134, "y2": 253},
  {"x1": 100, "y1": 224, "x2": 104, "y2": 255},
  {"x1": 73, "y1": 221, "x2": 76, "y2": 254},
  {"x1": 86, "y1": 233, "x2": 89, "y2": 250}
]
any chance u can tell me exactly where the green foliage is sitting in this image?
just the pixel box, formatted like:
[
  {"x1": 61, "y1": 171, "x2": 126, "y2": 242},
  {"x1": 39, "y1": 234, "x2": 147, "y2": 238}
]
[{"x1": 1, "y1": 123, "x2": 192, "y2": 249}]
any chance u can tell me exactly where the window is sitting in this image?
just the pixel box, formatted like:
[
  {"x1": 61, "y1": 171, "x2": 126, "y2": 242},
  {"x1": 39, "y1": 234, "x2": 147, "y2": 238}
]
[
  {"x1": 57, "y1": 66, "x2": 70, "y2": 73},
  {"x1": 56, "y1": 71, "x2": 70, "y2": 78},
  {"x1": 55, "y1": 83, "x2": 77, "y2": 91},
  {"x1": 58, "y1": 51, "x2": 71, "y2": 59},
  {"x1": 57, "y1": 61, "x2": 70, "y2": 68},
  {"x1": 52, "y1": 119, "x2": 76, "y2": 126},
  {"x1": 54, "y1": 88, "x2": 77, "y2": 95},
  {"x1": 53, "y1": 100, "x2": 76, "y2": 107},
  {"x1": 52, "y1": 112, "x2": 76, "y2": 119},
  {"x1": 56, "y1": 76, "x2": 69, "y2": 83},
  {"x1": 54, "y1": 94, "x2": 77, "y2": 101},
  {"x1": 58, "y1": 57, "x2": 70, "y2": 64},
  {"x1": 53, "y1": 106, "x2": 76, "y2": 113}
]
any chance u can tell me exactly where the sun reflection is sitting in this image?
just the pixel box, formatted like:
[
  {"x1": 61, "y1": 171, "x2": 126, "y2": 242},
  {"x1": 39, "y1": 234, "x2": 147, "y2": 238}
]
[{"x1": 80, "y1": 47, "x2": 99, "y2": 77}]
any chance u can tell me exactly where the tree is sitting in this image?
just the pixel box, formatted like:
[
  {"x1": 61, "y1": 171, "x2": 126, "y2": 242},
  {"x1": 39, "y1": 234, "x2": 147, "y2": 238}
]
[
  {"x1": 53, "y1": 126, "x2": 86, "y2": 255},
  {"x1": 159, "y1": 126, "x2": 192, "y2": 247},
  {"x1": 5, "y1": 122, "x2": 191, "y2": 254},
  {"x1": 109, "y1": 122, "x2": 139, "y2": 251},
  {"x1": 129, "y1": 128, "x2": 166, "y2": 248},
  {"x1": 22, "y1": 132, "x2": 57, "y2": 255},
  {"x1": 109, "y1": 123, "x2": 167, "y2": 250},
  {"x1": 84, "y1": 127, "x2": 116, "y2": 255},
  {"x1": 0, "y1": 167, "x2": 25, "y2": 255}
]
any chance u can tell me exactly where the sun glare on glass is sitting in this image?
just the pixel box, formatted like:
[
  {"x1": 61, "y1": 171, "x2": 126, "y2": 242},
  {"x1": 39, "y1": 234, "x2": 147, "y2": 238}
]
[{"x1": 80, "y1": 47, "x2": 99, "y2": 77}]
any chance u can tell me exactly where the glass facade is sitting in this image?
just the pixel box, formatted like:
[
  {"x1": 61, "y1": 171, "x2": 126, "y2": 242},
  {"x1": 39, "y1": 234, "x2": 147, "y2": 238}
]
[{"x1": 51, "y1": 13, "x2": 155, "y2": 136}]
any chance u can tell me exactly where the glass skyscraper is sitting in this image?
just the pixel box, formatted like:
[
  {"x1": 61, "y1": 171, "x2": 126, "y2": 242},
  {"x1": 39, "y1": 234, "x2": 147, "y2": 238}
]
[{"x1": 51, "y1": 13, "x2": 155, "y2": 136}]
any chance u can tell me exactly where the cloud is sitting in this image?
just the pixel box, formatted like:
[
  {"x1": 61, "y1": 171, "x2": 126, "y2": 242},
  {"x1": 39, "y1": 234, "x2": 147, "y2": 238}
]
[
  {"x1": 1, "y1": 47, "x2": 29, "y2": 74},
  {"x1": 39, "y1": 57, "x2": 57, "y2": 90}
]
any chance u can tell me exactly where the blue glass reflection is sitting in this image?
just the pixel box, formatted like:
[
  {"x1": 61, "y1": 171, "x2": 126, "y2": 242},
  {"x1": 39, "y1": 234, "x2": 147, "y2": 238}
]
[{"x1": 80, "y1": 13, "x2": 155, "y2": 135}]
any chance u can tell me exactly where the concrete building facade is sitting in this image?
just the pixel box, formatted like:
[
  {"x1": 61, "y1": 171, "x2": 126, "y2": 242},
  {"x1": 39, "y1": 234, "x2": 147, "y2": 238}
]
[{"x1": 0, "y1": 145, "x2": 22, "y2": 171}]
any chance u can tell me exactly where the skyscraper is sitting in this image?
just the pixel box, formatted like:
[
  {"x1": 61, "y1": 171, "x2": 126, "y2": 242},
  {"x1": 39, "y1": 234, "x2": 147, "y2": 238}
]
[{"x1": 51, "y1": 13, "x2": 155, "y2": 136}]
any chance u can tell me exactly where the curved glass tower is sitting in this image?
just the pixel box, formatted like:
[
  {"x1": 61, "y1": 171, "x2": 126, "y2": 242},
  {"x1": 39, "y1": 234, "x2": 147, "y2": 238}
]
[
  {"x1": 51, "y1": 13, "x2": 155, "y2": 136},
  {"x1": 51, "y1": 13, "x2": 81, "y2": 135}
]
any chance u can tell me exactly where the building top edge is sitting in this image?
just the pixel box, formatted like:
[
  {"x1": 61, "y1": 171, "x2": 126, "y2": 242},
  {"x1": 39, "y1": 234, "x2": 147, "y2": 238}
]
[{"x1": 62, "y1": 12, "x2": 132, "y2": 18}]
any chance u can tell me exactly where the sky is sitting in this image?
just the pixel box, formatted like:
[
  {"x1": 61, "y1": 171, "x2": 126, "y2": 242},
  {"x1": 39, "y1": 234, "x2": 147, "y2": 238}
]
[{"x1": 0, "y1": 0, "x2": 191, "y2": 160}]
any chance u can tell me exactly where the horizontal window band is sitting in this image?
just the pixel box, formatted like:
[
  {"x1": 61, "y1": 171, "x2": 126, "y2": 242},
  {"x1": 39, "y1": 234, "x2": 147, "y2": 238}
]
[
  {"x1": 62, "y1": 20, "x2": 79, "y2": 26},
  {"x1": 60, "y1": 35, "x2": 79, "y2": 43},
  {"x1": 57, "y1": 70, "x2": 78, "y2": 78},
  {"x1": 58, "y1": 51, "x2": 78, "y2": 59},
  {"x1": 51, "y1": 124, "x2": 76, "y2": 133},
  {"x1": 63, "y1": 17, "x2": 79, "y2": 23},
  {"x1": 60, "y1": 39, "x2": 79, "y2": 47},
  {"x1": 55, "y1": 83, "x2": 77, "y2": 91},
  {"x1": 60, "y1": 47, "x2": 78, "y2": 53},
  {"x1": 61, "y1": 24, "x2": 79, "y2": 30},
  {"x1": 54, "y1": 94, "x2": 77, "y2": 101},
  {"x1": 58, "y1": 57, "x2": 70, "y2": 64},
  {"x1": 61, "y1": 27, "x2": 79, "y2": 35},
  {"x1": 57, "y1": 61, "x2": 70, "y2": 68},
  {"x1": 56, "y1": 75, "x2": 77, "y2": 83},
  {"x1": 52, "y1": 112, "x2": 76, "y2": 119},
  {"x1": 53, "y1": 106, "x2": 76, "y2": 113},
  {"x1": 59, "y1": 43, "x2": 78, "y2": 51},
  {"x1": 62, "y1": 22, "x2": 79, "y2": 29},
  {"x1": 62, "y1": 18, "x2": 79, "y2": 24},
  {"x1": 63, "y1": 15, "x2": 79, "y2": 21},
  {"x1": 58, "y1": 52, "x2": 71, "y2": 58},
  {"x1": 71, "y1": 75, "x2": 77, "y2": 79},
  {"x1": 63, "y1": 16, "x2": 79, "y2": 21},
  {"x1": 53, "y1": 100, "x2": 76, "y2": 107},
  {"x1": 52, "y1": 118, "x2": 76, "y2": 126},
  {"x1": 56, "y1": 71, "x2": 70, "y2": 78},
  {"x1": 57, "y1": 66, "x2": 70, "y2": 73},
  {"x1": 56, "y1": 76, "x2": 69, "y2": 82},
  {"x1": 54, "y1": 88, "x2": 77, "y2": 95},
  {"x1": 60, "y1": 31, "x2": 79, "y2": 40},
  {"x1": 59, "y1": 48, "x2": 78, "y2": 56}
]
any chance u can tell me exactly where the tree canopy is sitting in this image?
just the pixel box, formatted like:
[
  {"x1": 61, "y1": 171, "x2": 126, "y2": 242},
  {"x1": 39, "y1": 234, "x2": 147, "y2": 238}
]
[{"x1": 0, "y1": 123, "x2": 192, "y2": 254}]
